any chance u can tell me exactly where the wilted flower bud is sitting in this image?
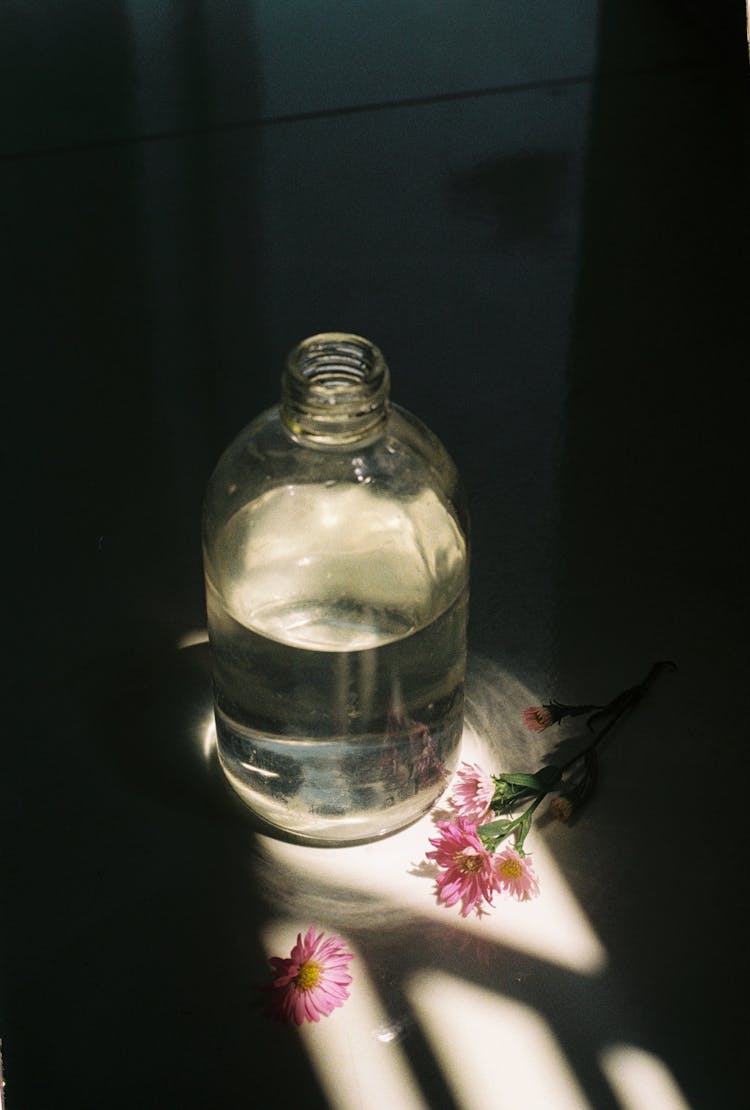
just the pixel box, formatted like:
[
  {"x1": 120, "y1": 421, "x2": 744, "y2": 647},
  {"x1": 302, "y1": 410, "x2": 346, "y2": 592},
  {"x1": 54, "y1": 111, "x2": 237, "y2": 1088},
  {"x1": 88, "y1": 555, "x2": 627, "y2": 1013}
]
[
  {"x1": 550, "y1": 795, "x2": 575, "y2": 823},
  {"x1": 523, "y1": 706, "x2": 554, "y2": 732}
]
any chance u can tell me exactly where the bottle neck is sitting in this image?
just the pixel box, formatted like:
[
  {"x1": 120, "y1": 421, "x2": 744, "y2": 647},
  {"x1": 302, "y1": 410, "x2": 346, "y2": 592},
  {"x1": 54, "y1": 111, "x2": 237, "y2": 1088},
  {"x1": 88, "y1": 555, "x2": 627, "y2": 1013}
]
[{"x1": 280, "y1": 333, "x2": 390, "y2": 444}]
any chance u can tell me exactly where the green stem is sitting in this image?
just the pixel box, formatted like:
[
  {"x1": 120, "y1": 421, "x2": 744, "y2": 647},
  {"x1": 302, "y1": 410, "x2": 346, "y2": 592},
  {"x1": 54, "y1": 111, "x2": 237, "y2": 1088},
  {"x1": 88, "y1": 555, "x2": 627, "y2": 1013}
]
[
  {"x1": 479, "y1": 793, "x2": 546, "y2": 853},
  {"x1": 561, "y1": 660, "x2": 675, "y2": 773},
  {"x1": 514, "y1": 794, "x2": 546, "y2": 853},
  {"x1": 479, "y1": 661, "x2": 675, "y2": 850}
]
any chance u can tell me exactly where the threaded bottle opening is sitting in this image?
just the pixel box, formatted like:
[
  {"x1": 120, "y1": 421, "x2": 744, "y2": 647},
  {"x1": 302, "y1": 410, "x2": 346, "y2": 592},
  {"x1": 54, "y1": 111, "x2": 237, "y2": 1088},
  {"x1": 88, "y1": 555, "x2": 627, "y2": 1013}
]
[
  {"x1": 281, "y1": 333, "x2": 390, "y2": 443},
  {"x1": 296, "y1": 335, "x2": 378, "y2": 384}
]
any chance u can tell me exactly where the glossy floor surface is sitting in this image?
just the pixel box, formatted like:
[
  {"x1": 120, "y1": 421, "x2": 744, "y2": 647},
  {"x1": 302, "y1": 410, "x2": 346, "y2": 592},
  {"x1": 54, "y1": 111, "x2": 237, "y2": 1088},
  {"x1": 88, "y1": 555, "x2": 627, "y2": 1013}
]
[{"x1": 2, "y1": 3, "x2": 748, "y2": 1108}]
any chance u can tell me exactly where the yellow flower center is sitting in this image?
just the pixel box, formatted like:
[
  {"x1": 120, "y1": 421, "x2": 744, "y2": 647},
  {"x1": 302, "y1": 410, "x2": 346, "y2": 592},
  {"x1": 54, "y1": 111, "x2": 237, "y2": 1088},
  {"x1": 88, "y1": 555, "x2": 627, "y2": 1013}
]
[
  {"x1": 498, "y1": 857, "x2": 523, "y2": 879},
  {"x1": 458, "y1": 851, "x2": 483, "y2": 873},
  {"x1": 295, "y1": 960, "x2": 322, "y2": 991}
]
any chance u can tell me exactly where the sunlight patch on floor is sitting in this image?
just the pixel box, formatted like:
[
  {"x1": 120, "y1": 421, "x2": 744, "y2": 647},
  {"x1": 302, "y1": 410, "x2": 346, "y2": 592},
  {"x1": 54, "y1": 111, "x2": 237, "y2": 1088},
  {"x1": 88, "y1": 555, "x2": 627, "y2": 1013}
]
[
  {"x1": 407, "y1": 970, "x2": 592, "y2": 1110},
  {"x1": 600, "y1": 1044, "x2": 691, "y2": 1110},
  {"x1": 259, "y1": 811, "x2": 606, "y2": 974},
  {"x1": 257, "y1": 713, "x2": 607, "y2": 976},
  {"x1": 261, "y1": 921, "x2": 429, "y2": 1110},
  {"x1": 200, "y1": 713, "x2": 217, "y2": 761},
  {"x1": 176, "y1": 627, "x2": 209, "y2": 649}
]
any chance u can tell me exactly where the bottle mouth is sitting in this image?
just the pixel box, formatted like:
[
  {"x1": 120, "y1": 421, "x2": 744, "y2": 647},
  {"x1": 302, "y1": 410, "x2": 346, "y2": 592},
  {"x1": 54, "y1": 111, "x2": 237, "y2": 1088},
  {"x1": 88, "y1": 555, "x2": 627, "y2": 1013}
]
[
  {"x1": 294, "y1": 334, "x2": 381, "y2": 385},
  {"x1": 281, "y1": 333, "x2": 390, "y2": 444}
]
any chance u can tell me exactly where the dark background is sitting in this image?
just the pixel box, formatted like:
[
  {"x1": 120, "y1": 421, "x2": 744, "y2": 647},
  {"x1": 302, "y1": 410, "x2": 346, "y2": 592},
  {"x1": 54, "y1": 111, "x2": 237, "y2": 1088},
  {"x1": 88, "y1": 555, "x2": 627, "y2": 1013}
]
[{"x1": 2, "y1": 3, "x2": 748, "y2": 1107}]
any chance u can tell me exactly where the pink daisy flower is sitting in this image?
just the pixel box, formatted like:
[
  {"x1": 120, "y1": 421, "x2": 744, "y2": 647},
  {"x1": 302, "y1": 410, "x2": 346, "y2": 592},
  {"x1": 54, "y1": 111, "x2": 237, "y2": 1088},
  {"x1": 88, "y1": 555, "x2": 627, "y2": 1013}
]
[
  {"x1": 449, "y1": 761, "x2": 495, "y2": 822},
  {"x1": 426, "y1": 818, "x2": 499, "y2": 917},
  {"x1": 495, "y1": 847, "x2": 540, "y2": 901},
  {"x1": 265, "y1": 926, "x2": 353, "y2": 1025},
  {"x1": 523, "y1": 705, "x2": 554, "y2": 732}
]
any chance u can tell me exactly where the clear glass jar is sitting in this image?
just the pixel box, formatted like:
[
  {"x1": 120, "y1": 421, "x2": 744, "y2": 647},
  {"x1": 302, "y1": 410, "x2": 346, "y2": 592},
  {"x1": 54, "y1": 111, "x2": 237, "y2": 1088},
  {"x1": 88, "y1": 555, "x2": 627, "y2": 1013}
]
[{"x1": 203, "y1": 333, "x2": 469, "y2": 844}]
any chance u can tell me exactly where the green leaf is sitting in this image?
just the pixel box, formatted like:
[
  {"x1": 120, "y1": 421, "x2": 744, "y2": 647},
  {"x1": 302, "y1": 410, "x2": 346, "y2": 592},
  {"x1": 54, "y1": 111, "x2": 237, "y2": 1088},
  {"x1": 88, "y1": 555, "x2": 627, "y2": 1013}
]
[
  {"x1": 477, "y1": 816, "x2": 520, "y2": 849},
  {"x1": 478, "y1": 817, "x2": 516, "y2": 838},
  {"x1": 498, "y1": 766, "x2": 562, "y2": 793},
  {"x1": 500, "y1": 773, "x2": 546, "y2": 789}
]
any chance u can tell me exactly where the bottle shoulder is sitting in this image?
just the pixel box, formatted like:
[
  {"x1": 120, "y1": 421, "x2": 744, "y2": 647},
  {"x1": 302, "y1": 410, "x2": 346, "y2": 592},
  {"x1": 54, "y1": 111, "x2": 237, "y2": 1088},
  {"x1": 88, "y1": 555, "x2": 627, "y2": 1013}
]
[{"x1": 203, "y1": 403, "x2": 468, "y2": 543}]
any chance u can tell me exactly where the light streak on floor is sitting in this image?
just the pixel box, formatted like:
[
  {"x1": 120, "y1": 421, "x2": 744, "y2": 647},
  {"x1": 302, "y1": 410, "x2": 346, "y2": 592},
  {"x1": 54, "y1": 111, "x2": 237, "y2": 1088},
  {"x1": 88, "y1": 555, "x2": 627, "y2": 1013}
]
[
  {"x1": 407, "y1": 970, "x2": 592, "y2": 1110},
  {"x1": 261, "y1": 921, "x2": 429, "y2": 1110},
  {"x1": 600, "y1": 1044, "x2": 692, "y2": 1110}
]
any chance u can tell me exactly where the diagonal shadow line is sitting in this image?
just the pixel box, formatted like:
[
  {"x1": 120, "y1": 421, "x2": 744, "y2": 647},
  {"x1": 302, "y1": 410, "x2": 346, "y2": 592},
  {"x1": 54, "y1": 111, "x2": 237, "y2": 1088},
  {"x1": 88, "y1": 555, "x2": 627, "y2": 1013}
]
[
  {"x1": 1, "y1": 59, "x2": 729, "y2": 164},
  {"x1": 341, "y1": 913, "x2": 631, "y2": 1110}
]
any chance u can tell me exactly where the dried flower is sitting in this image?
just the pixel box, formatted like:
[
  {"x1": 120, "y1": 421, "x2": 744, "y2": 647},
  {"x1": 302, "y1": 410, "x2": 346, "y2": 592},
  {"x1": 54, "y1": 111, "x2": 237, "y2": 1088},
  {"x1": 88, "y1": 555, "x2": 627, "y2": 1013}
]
[
  {"x1": 523, "y1": 705, "x2": 554, "y2": 732},
  {"x1": 265, "y1": 926, "x2": 353, "y2": 1025},
  {"x1": 426, "y1": 818, "x2": 499, "y2": 917},
  {"x1": 550, "y1": 795, "x2": 575, "y2": 823},
  {"x1": 495, "y1": 847, "x2": 540, "y2": 901},
  {"x1": 449, "y1": 761, "x2": 495, "y2": 822},
  {"x1": 550, "y1": 751, "x2": 598, "y2": 823},
  {"x1": 523, "y1": 698, "x2": 603, "y2": 732}
]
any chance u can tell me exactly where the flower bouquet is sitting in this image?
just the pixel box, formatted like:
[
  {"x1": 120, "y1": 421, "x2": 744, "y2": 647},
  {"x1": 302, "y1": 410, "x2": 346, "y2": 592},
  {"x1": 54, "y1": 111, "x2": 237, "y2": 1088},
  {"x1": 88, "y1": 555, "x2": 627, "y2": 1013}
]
[{"x1": 427, "y1": 660, "x2": 675, "y2": 917}]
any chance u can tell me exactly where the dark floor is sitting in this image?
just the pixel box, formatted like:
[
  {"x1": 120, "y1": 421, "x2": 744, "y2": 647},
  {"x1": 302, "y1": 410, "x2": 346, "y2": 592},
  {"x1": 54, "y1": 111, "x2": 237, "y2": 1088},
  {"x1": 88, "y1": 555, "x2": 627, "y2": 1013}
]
[{"x1": 2, "y1": 3, "x2": 749, "y2": 1108}]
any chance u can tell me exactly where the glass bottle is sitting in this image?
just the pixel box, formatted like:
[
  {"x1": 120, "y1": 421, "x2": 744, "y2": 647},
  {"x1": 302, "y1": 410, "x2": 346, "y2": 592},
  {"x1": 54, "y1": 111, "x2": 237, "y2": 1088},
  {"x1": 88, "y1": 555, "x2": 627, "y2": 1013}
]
[{"x1": 202, "y1": 333, "x2": 469, "y2": 844}]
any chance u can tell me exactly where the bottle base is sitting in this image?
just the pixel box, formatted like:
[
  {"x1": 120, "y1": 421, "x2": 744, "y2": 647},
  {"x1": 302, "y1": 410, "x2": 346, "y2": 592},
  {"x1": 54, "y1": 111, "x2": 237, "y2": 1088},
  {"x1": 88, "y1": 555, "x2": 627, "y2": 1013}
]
[{"x1": 218, "y1": 748, "x2": 454, "y2": 847}]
